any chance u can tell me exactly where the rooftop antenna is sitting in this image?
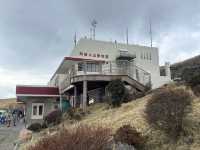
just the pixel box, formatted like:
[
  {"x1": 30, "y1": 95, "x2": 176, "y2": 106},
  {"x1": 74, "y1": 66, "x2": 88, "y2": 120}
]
[
  {"x1": 90, "y1": 28, "x2": 93, "y2": 39},
  {"x1": 74, "y1": 32, "x2": 77, "y2": 46},
  {"x1": 126, "y1": 28, "x2": 129, "y2": 45},
  {"x1": 149, "y1": 17, "x2": 153, "y2": 48},
  {"x1": 91, "y1": 19, "x2": 97, "y2": 40}
]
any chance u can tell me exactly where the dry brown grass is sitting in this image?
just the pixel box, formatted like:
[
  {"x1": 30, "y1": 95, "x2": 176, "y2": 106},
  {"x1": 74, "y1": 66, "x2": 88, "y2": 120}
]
[
  {"x1": 22, "y1": 85, "x2": 200, "y2": 150},
  {"x1": 28, "y1": 125, "x2": 111, "y2": 150},
  {"x1": 0, "y1": 98, "x2": 24, "y2": 109}
]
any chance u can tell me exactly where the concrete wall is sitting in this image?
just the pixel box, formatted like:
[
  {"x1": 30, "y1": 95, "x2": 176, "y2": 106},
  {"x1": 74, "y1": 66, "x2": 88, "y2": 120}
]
[
  {"x1": 49, "y1": 38, "x2": 171, "y2": 89},
  {"x1": 24, "y1": 97, "x2": 59, "y2": 127},
  {"x1": 71, "y1": 38, "x2": 171, "y2": 88}
]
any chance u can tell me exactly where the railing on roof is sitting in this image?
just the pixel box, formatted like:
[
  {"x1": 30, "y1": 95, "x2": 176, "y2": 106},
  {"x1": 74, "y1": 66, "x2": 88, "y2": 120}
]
[{"x1": 116, "y1": 51, "x2": 136, "y2": 61}]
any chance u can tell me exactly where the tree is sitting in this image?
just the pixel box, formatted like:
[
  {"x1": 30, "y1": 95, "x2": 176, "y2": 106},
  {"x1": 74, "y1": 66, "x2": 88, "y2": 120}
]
[{"x1": 106, "y1": 79, "x2": 126, "y2": 107}]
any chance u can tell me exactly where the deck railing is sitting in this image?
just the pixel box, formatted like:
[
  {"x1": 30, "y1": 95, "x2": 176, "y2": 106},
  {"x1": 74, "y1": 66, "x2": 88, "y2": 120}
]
[{"x1": 60, "y1": 60, "x2": 151, "y2": 91}]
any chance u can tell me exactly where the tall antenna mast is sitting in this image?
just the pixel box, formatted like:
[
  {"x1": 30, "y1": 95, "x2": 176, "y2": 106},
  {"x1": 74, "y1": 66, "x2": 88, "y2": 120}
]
[
  {"x1": 149, "y1": 18, "x2": 153, "y2": 48},
  {"x1": 126, "y1": 28, "x2": 129, "y2": 45},
  {"x1": 91, "y1": 19, "x2": 97, "y2": 40},
  {"x1": 90, "y1": 28, "x2": 93, "y2": 39},
  {"x1": 74, "y1": 32, "x2": 77, "y2": 46}
]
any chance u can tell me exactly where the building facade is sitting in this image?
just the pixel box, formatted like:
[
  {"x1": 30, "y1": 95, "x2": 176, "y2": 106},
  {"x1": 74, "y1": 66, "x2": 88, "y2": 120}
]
[
  {"x1": 16, "y1": 38, "x2": 171, "y2": 126},
  {"x1": 48, "y1": 38, "x2": 171, "y2": 109}
]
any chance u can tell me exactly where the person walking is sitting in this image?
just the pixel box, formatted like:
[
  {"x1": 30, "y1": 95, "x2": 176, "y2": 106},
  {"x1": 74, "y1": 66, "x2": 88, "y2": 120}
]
[
  {"x1": 12, "y1": 110, "x2": 17, "y2": 126},
  {"x1": 6, "y1": 114, "x2": 11, "y2": 127}
]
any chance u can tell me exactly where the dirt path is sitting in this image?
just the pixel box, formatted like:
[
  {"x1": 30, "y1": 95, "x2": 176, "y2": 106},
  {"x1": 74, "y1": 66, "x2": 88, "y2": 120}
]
[{"x1": 0, "y1": 121, "x2": 24, "y2": 150}]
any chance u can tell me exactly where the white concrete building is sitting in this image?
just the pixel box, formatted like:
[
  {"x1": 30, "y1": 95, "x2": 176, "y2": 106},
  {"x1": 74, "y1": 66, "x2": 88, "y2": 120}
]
[
  {"x1": 49, "y1": 38, "x2": 171, "y2": 88},
  {"x1": 16, "y1": 37, "x2": 172, "y2": 125},
  {"x1": 48, "y1": 38, "x2": 171, "y2": 109}
]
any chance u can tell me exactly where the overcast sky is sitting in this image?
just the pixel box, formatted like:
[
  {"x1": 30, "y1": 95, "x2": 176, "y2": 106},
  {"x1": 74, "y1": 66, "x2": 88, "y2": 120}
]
[{"x1": 0, "y1": 0, "x2": 200, "y2": 98}]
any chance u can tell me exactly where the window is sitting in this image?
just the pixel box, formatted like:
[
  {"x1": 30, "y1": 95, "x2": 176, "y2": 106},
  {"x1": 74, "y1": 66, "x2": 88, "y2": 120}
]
[
  {"x1": 86, "y1": 63, "x2": 100, "y2": 72},
  {"x1": 97, "y1": 54, "x2": 100, "y2": 58},
  {"x1": 80, "y1": 52, "x2": 83, "y2": 56},
  {"x1": 39, "y1": 105, "x2": 43, "y2": 115},
  {"x1": 89, "y1": 53, "x2": 92, "y2": 57},
  {"x1": 32, "y1": 103, "x2": 44, "y2": 119},
  {"x1": 92, "y1": 63, "x2": 96, "y2": 72},
  {"x1": 101, "y1": 54, "x2": 104, "y2": 58},
  {"x1": 105, "y1": 55, "x2": 109, "y2": 59},
  {"x1": 93, "y1": 54, "x2": 96, "y2": 57},
  {"x1": 78, "y1": 63, "x2": 83, "y2": 71},
  {"x1": 141, "y1": 53, "x2": 143, "y2": 59},
  {"x1": 87, "y1": 63, "x2": 92, "y2": 72},
  {"x1": 84, "y1": 53, "x2": 87, "y2": 56},
  {"x1": 146, "y1": 52, "x2": 148, "y2": 60},
  {"x1": 33, "y1": 106, "x2": 37, "y2": 116},
  {"x1": 150, "y1": 52, "x2": 152, "y2": 60}
]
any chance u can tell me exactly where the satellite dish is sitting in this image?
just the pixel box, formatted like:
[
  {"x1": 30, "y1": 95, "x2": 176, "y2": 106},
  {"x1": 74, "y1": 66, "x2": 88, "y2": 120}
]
[
  {"x1": 91, "y1": 19, "x2": 97, "y2": 28},
  {"x1": 91, "y1": 19, "x2": 98, "y2": 40}
]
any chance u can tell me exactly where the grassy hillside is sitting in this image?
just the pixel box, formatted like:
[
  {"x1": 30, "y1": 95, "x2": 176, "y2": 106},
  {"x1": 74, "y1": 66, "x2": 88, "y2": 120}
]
[
  {"x1": 171, "y1": 55, "x2": 200, "y2": 80},
  {"x1": 63, "y1": 95, "x2": 200, "y2": 150},
  {"x1": 0, "y1": 98, "x2": 23, "y2": 109},
  {"x1": 22, "y1": 89, "x2": 200, "y2": 150}
]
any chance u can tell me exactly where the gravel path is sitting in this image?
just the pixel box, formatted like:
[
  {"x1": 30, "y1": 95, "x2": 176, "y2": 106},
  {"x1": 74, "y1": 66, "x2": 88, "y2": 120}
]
[{"x1": 0, "y1": 121, "x2": 24, "y2": 150}]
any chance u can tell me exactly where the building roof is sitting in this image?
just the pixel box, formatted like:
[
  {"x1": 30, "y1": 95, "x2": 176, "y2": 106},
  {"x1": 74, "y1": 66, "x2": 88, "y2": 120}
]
[
  {"x1": 50, "y1": 56, "x2": 105, "y2": 80},
  {"x1": 16, "y1": 85, "x2": 60, "y2": 97}
]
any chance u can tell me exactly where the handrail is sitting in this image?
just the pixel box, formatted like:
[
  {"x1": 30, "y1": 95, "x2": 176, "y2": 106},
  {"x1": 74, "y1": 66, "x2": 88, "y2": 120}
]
[{"x1": 60, "y1": 61, "x2": 151, "y2": 91}]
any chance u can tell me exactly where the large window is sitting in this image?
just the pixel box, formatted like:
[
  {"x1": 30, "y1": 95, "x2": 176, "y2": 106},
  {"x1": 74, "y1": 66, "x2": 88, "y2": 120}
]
[
  {"x1": 78, "y1": 63, "x2": 84, "y2": 71},
  {"x1": 31, "y1": 103, "x2": 44, "y2": 119},
  {"x1": 87, "y1": 63, "x2": 100, "y2": 72},
  {"x1": 78, "y1": 63, "x2": 101, "y2": 72}
]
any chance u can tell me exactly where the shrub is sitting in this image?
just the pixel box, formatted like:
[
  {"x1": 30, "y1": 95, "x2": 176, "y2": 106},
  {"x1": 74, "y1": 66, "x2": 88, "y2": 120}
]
[
  {"x1": 44, "y1": 109, "x2": 62, "y2": 126},
  {"x1": 122, "y1": 88, "x2": 132, "y2": 103},
  {"x1": 145, "y1": 87, "x2": 193, "y2": 139},
  {"x1": 182, "y1": 67, "x2": 200, "y2": 86},
  {"x1": 27, "y1": 123, "x2": 42, "y2": 132},
  {"x1": 65, "y1": 108, "x2": 84, "y2": 121},
  {"x1": 192, "y1": 85, "x2": 200, "y2": 97},
  {"x1": 28, "y1": 125, "x2": 111, "y2": 150},
  {"x1": 190, "y1": 74, "x2": 200, "y2": 86},
  {"x1": 114, "y1": 124, "x2": 144, "y2": 149},
  {"x1": 106, "y1": 79, "x2": 126, "y2": 107}
]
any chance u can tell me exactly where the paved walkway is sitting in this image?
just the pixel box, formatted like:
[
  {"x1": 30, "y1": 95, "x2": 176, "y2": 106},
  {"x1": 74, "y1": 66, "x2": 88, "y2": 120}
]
[{"x1": 0, "y1": 121, "x2": 24, "y2": 150}]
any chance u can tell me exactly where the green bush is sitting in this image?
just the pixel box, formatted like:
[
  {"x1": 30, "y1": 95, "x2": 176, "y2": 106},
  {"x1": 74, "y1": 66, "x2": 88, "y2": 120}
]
[
  {"x1": 122, "y1": 88, "x2": 131, "y2": 103},
  {"x1": 106, "y1": 79, "x2": 126, "y2": 107},
  {"x1": 192, "y1": 85, "x2": 200, "y2": 96},
  {"x1": 65, "y1": 108, "x2": 85, "y2": 121},
  {"x1": 114, "y1": 124, "x2": 144, "y2": 149},
  {"x1": 145, "y1": 87, "x2": 193, "y2": 139},
  {"x1": 28, "y1": 125, "x2": 111, "y2": 150},
  {"x1": 182, "y1": 67, "x2": 200, "y2": 86},
  {"x1": 27, "y1": 123, "x2": 42, "y2": 132},
  {"x1": 44, "y1": 109, "x2": 62, "y2": 126}
]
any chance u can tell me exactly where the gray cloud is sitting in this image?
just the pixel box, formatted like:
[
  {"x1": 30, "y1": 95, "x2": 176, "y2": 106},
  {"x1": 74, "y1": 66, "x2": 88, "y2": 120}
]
[{"x1": 0, "y1": 0, "x2": 200, "y2": 98}]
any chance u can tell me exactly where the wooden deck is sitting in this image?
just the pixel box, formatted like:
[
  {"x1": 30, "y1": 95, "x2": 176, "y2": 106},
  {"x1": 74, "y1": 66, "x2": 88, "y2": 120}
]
[{"x1": 70, "y1": 74, "x2": 146, "y2": 92}]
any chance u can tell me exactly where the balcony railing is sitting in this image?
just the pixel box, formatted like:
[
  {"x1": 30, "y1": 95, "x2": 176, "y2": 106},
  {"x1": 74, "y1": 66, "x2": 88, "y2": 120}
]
[{"x1": 60, "y1": 60, "x2": 151, "y2": 91}]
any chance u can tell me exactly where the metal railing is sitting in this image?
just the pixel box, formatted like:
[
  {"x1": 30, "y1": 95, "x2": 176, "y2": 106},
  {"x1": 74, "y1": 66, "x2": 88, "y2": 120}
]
[{"x1": 60, "y1": 60, "x2": 151, "y2": 91}]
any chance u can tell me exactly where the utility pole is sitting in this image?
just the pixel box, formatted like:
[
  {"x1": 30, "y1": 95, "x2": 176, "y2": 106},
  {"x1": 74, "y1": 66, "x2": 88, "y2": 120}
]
[
  {"x1": 74, "y1": 32, "x2": 77, "y2": 46},
  {"x1": 149, "y1": 18, "x2": 153, "y2": 48},
  {"x1": 91, "y1": 19, "x2": 97, "y2": 40},
  {"x1": 126, "y1": 28, "x2": 129, "y2": 45}
]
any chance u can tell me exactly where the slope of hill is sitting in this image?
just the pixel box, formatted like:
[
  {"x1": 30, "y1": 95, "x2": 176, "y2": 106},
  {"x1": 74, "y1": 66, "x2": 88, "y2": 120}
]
[
  {"x1": 171, "y1": 55, "x2": 200, "y2": 80},
  {"x1": 0, "y1": 98, "x2": 23, "y2": 109},
  {"x1": 22, "y1": 90, "x2": 200, "y2": 150},
  {"x1": 67, "y1": 96, "x2": 200, "y2": 150}
]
